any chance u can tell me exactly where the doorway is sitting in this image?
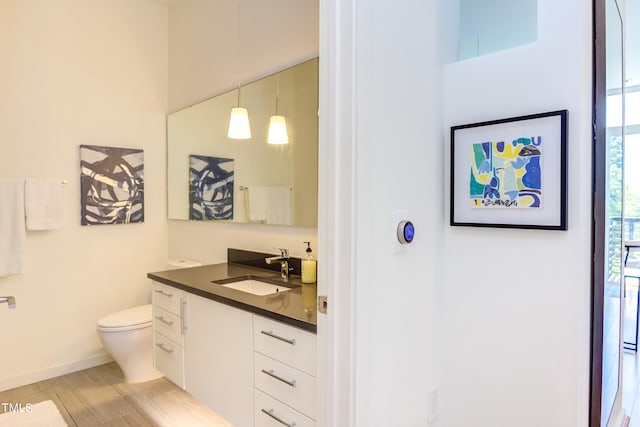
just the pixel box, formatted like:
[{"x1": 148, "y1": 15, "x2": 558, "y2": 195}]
[
  {"x1": 592, "y1": 0, "x2": 624, "y2": 425},
  {"x1": 592, "y1": 0, "x2": 640, "y2": 425}
]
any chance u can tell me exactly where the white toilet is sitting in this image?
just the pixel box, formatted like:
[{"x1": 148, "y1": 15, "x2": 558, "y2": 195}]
[
  {"x1": 96, "y1": 259, "x2": 202, "y2": 383},
  {"x1": 97, "y1": 304, "x2": 162, "y2": 383}
]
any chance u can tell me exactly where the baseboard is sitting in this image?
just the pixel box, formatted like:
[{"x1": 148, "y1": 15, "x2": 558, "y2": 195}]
[
  {"x1": 622, "y1": 415, "x2": 630, "y2": 427},
  {"x1": 0, "y1": 353, "x2": 113, "y2": 392},
  {"x1": 609, "y1": 410, "x2": 629, "y2": 427}
]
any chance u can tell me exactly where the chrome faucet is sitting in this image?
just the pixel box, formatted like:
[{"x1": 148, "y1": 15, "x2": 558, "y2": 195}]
[
  {"x1": 0, "y1": 296, "x2": 16, "y2": 309},
  {"x1": 265, "y1": 248, "x2": 292, "y2": 282}
]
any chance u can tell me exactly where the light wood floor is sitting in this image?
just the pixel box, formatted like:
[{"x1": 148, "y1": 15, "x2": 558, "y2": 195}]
[
  {"x1": 624, "y1": 286, "x2": 640, "y2": 427},
  {"x1": 0, "y1": 362, "x2": 232, "y2": 426},
  {"x1": 624, "y1": 350, "x2": 640, "y2": 427}
]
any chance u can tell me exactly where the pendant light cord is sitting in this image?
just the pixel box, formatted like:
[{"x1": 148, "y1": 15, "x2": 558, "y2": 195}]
[
  {"x1": 236, "y1": 0, "x2": 241, "y2": 107},
  {"x1": 275, "y1": 76, "x2": 280, "y2": 114}
]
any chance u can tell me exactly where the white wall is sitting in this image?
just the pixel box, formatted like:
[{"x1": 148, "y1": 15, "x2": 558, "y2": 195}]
[
  {"x1": 167, "y1": 0, "x2": 319, "y2": 263},
  {"x1": 346, "y1": 0, "x2": 445, "y2": 424},
  {"x1": 326, "y1": 0, "x2": 593, "y2": 426},
  {"x1": 440, "y1": 1, "x2": 592, "y2": 426},
  {"x1": 0, "y1": 0, "x2": 169, "y2": 390}
]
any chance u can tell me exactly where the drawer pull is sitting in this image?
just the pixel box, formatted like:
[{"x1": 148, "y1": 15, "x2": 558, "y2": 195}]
[
  {"x1": 155, "y1": 342, "x2": 174, "y2": 353},
  {"x1": 155, "y1": 315, "x2": 174, "y2": 326},
  {"x1": 261, "y1": 408, "x2": 296, "y2": 427},
  {"x1": 261, "y1": 330, "x2": 296, "y2": 345},
  {"x1": 180, "y1": 297, "x2": 187, "y2": 334},
  {"x1": 154, "y1": 289, "x2": 173, "y2": 297},
  {"x1": 261, "y1": 369, "x2": 296, "y2": 388}
]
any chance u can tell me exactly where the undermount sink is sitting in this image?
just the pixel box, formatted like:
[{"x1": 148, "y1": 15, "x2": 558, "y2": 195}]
[{"x1": 213, "y1": 276, "x2": 291, "y2": 296}]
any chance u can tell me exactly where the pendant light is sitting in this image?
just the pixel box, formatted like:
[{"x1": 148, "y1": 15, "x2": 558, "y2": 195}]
[
  {"x1": 267, "y1": 77, "x2": 289, "y2": 145},
  {"x1": 228, "y1": 0, "x2": 251, "y2": 140},
  {"x1": 228, "y1": 87, "x2": 251, "y2": 139}
]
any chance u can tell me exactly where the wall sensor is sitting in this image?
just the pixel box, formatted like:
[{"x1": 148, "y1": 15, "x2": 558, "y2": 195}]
[
  {"x1": 391, "y1": 210, "x2": 413, "y2": 253},
  {"x1": 397, "y1": 220, "x2": 415, "y2": 244}
]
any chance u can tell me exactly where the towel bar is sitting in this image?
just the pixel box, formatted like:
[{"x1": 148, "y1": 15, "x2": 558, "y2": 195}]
[
  {"x1": 0, "y1": 296, "x2": 16, "y2": 309},
  {"x1": 239, "y1": 186, "x2": 292, "y2": 191}
]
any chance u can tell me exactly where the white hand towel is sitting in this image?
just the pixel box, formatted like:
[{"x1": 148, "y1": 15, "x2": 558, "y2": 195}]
[
  {"x1": 25, "y1": 178, "x2": 62, "y2": 230},
  {"x1": 246, "y1": 186, "x2": 268, "y2": 223},
  {"x1": 266, "y1": 187, "x2": 292, "y2": 225},
  {"x1": 0, "y1": 178, "x2": 26, "y2": 276}
]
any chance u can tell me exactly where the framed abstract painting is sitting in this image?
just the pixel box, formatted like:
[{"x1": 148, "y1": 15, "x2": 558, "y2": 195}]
[
  {"x1": 450, "y1": 110, "x2": 568, "y2": 230},
  {"x1": 80, "y1": 145, "x2": 144, "y2": 225}
]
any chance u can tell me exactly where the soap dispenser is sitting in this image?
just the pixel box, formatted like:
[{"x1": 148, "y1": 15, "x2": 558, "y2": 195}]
[{"x1": 301, "y1": 241, "x2": 317, "y2": 284}]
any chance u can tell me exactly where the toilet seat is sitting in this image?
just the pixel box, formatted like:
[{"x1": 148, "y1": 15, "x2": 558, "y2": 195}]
[{"x1": 97, "y1": 304, "x2": 152, "y2": 332}]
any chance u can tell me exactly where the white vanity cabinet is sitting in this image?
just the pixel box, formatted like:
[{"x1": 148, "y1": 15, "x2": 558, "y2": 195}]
[
  {"x1": 151, "y1": 282, "x2": 186, "y2": 388},
  {"x1": 151, "y1": 280, "x2": 317, "y2": 427},
  {"x1": 253, "y1": 315, "x2": 317, "y2": 426},
  {"x1": 184, "y1": 292, "x2": 254, "y2": 427}
]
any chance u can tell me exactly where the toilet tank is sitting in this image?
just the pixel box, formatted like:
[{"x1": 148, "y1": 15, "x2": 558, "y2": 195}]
[{"x1": 167, "y1": 259, "x2": 203, "y2": 270}]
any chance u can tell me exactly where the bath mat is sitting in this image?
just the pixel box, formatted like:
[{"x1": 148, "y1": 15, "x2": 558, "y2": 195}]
[{"x1": 0, "y1": 399, "x2": 67, "y2": 426}]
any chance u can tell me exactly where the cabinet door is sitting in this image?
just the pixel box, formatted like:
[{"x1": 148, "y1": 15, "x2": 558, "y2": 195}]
[
  {"x1": 254, "y1": 389, "x2": 316, "y2": 427},
  {"x1": 153, "y1": 332, "x2": 184, "y2": 388},
  {"x1": 153, "y1": 306, "x2": 183, "y2": 345},
  {"x1": 184, "y1": 293, "x2": 253, "y2": 427},
  {"x1": 151, "y1": 282, "x2": 182, "y2": 315},
  {"x1": 254, "y1": 352, "x2": 317, "y2": 420},
  {"x1": 253, "y1": 315, "x2": 317, "y2": 376}
]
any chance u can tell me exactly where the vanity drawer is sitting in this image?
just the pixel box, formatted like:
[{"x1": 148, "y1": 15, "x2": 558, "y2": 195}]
[
  {"x1": 153, "y1": 306, "x2": 183, "y2": 345},
  {"x1": 254, "y1": 389, "x2": 316, "y2": 427},
  {"x1": 254, "y1": 352, "x2": 317, "y2": 420},
  {"x1": 153, "y1": 332, "x2": 184, "y2": 389},
  {"x1": 253, "y1": 315, "x2": 317, "y2": 376},
  {"x1": 152, "y1": 282, "x2": 182, "y2": 315}
]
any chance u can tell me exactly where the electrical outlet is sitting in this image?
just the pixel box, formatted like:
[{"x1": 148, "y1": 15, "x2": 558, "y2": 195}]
[{"x1": 427, "y1": 388, "x2": 439, "y2": 424}]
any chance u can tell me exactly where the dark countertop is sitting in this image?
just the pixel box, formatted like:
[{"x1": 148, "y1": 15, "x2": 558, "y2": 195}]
[{"x1": 147, "y1": 263, "x2": 317, "y2": 333}]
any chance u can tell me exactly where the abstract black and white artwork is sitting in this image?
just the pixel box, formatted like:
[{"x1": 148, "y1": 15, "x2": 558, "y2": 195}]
[
  {"x1": 189, "y1": 155, "x2": 234, "y2": 220},
  {"x1": 80, "y1": 145, "x2": 144, "y2": 225}
]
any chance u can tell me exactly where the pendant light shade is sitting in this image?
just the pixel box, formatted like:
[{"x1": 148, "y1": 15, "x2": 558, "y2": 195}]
[
  {"x1": 267, "y1": 76, "x2": 288, "y2": 145},
  {"x1": 268, "y1": 115, "x2": 289, "y2": 145},
  {"x1": 228, "y1": 105, "x2": 251, "y2": 139}
]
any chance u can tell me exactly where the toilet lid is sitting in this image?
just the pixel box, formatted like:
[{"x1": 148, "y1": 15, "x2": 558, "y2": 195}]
[{"x1": 97, "y1": 304, "x2": 152, "y2": 329}]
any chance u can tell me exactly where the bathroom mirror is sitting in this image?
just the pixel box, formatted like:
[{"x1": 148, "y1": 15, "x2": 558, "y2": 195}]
[{"x1": 167, "y1": 57, "x2": 318, "y2": 226}]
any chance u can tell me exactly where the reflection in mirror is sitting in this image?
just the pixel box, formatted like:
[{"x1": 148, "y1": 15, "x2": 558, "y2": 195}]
[
  {"x1": 601, "y1": 0, "x2": 624, "y2": 424},
  {"x1": 168, "y1": 58, "x2": 318, "y2": 226}
]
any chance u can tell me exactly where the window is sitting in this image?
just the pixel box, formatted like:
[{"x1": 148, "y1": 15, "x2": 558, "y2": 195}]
[{"x1": 458, "y1": 0, "x2": 537, "y2": 60}]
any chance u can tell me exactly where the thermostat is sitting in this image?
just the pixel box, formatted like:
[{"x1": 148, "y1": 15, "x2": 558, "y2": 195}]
[
  {"x1": 397, "y1": 220, "x2": 415, "y2": 244},
  {"x1": 391, "y1": 210, "x2": 412, "y2": 254}
]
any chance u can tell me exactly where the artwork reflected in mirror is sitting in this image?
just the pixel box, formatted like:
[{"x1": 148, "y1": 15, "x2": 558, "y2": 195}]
[
  {"x1": 168, "y1": 57, "x2": 318, "y2": 226},
  {"x1": 189, "y1": 155, "x2": 234, "y2": 220}
]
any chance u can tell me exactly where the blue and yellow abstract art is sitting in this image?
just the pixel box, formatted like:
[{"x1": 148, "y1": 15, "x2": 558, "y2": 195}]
[{"x1": 469, "y1": 136, "x2": 542, "y2": 208}]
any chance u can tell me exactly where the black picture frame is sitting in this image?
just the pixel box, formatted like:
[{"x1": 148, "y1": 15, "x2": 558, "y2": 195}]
[{"x1": 450, "y1": 110, "x2": 568, "y2": 230}]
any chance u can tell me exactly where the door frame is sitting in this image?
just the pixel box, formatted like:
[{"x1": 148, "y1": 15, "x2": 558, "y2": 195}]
[
  {"x1": 590, "y1": 0, "x2": 606, "y2": 422},
  {"x1": 316, "y1": 0, "x2": 357, "y2": 425},
  {"x1": 591, "y1": 0, "x2": 626, "y2": 425}
]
